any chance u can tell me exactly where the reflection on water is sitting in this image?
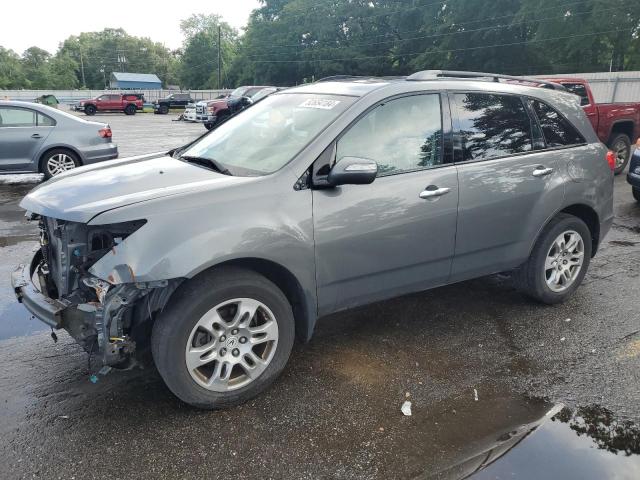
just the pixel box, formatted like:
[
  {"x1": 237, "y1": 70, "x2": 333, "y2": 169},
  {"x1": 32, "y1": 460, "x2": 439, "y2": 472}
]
[
  {"x1": 468, "y1": 404, "x2": 640, "y2": 480},
  {"x1": 0, "y1": 302, "x2": 48, "y2": 340}
]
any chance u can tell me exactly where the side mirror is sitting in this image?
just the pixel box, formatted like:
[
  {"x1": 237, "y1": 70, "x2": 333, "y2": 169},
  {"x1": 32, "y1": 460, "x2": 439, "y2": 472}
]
[{"x1": 327, "y1": 157, "x2": 377, "y2": 186}]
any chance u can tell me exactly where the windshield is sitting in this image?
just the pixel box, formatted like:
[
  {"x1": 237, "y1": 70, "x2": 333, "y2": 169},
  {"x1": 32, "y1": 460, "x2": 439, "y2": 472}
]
[
  {"x1": 230, "y1": 86, "x2": 249, "y2": 98},
  {"x1": 181, "y1": 93, "x2": 354, "y2": 176},
  {"x1": 251, "y1": 88, "x2": 277, "y2": 102}
]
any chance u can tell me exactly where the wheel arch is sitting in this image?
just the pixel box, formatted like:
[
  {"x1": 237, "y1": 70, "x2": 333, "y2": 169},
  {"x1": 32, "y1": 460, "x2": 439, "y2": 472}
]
[
  {"x1": 38, "y1": 145, "x2": 84, "y2": 172},
  {"x1": 534, "y1": 204, "x2": 600, "y2": 258},
  {"x1": 609, "y1": 121, "x2": 635, "y2": 143},
  {"x1": 195, "y1": 257, "x2": 315, "y2": 342}
]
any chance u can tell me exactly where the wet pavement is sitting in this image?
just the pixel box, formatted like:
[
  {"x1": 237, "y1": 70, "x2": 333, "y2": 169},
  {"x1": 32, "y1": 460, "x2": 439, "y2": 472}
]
[{"x1": 0, "y1": 134, "x2": 639, "y2": 478}]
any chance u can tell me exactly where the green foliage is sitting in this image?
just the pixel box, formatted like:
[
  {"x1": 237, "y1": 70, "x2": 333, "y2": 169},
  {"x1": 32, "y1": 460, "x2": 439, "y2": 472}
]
[{"x1": 0, "y1": 1, "x2": 638, "y2": 89}]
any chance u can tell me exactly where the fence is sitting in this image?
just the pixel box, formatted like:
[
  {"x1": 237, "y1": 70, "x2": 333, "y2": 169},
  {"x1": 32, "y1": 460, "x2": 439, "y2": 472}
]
[
  {"x1": 535, "y1": 71, "x2": 640, "y2": 104},
  {"x1": 0, "y1": 89, "x2": 232, "y2": 104}
]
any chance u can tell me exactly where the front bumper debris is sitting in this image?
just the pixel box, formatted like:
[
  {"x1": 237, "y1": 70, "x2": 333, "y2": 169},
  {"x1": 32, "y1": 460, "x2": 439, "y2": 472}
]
[{"x1": 11, "y1": 254, "x2": 68, "y2": 329}]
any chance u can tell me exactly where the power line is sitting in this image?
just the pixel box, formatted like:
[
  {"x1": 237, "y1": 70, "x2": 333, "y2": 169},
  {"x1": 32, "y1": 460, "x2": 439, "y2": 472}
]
[
  {"x1": 242, "y1": 5, "x2": 620, "y2": 59},
  {"x1": 248, "y1": 28, "x2": 632, "y2": 64}
]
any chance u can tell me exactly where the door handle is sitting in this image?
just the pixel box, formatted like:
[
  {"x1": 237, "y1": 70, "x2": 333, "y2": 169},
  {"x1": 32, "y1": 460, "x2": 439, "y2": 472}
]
[
  {"x1": 31, "y1": 134, "x2": 42, "y2": 139},
  {"x1": 419, "y1": 187, "x2": 451, "y2": 199},
  {"x1": 532, "y1": 166, "x2": 554, "y2": 177}
]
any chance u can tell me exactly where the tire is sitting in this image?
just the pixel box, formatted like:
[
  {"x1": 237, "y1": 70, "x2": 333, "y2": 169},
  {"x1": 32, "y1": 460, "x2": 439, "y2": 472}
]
[
  {"x1": 608, "y1": 133, "x2": 631, "y2": 175},
  {"x1": 204, "y1": 122, "x2": 214, "y2": 131},
  {"x1": 159, "y1": 104, "x2": 169, "y2": 115},
  {"x1": 84, "y1": 104, "x2": 96, "y2": 116},
  {"x1": 633, "y1": 187, "x2": 640, "y2": 203},
  {"x1": 124, "y1": 104, "x2": 136, "y2": 115},
  {"x1": 215, "y1": 111, "x2": 230, "y2": 126},
  {"x1": 514, "y1": 213, "x2": 592, "y2": 304},
  {"x1": 151, "y1": 267, "x2": 295, "y2": 409},
  {"x1": 40, "y1": 148, "x2": 81, "y2": 179}
]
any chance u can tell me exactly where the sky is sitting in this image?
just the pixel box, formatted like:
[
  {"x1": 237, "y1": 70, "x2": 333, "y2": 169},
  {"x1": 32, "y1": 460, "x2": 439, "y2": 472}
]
[{"x1": 0, "y1": 0, "x2": 260, "y2": 55}]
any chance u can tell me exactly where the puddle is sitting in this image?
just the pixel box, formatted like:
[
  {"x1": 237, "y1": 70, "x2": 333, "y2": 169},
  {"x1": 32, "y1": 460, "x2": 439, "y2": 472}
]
[
  {"x1": 0, "y1": 302, "x2": 49, "y2": 340},
  {"x1": 0, "y1": 234, "x2": 38, "y2": 247},
  {"x1": 466, "y1": 404, "x2": 640, "y2": 480}
]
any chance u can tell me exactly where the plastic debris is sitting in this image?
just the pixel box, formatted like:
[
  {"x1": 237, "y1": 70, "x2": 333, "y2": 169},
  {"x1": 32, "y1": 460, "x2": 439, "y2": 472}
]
[
  {"x1": 401, "y1": 401, "x2": 412, "y2": 416},
  {"x1": 565, "y1": 318, "x2": 571, "y2": 322},
  {"x1": 591, "y1": 349, "x2": 596, "y2": 354},
  {"x1": 560, "y1": 337, "x2": 566, "y2": 342},
  {"x1": 405, "y1": 391, "x2": 411, "y2": 398},
  {"x1": 98, "y1": 366, "x2": 112, "y2": 376},
  {"x1": 59, "y1": 415, "x2": 69, "y2": 419},
  {"x1": 89, "y1": 375, "x2": 99, "y2": 384},
  {"x1": 474, "y1": 389, "x2": 479, "y2": 401}
]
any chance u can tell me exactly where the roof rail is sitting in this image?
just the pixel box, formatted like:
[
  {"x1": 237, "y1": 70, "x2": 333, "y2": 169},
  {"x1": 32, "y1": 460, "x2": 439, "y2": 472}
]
[
  {"x1": 406, "y1": 70, "x2": 567, "y2": 91},
  {"x1": 315, "y1": 75, "x2": 369, "y2": 83}
]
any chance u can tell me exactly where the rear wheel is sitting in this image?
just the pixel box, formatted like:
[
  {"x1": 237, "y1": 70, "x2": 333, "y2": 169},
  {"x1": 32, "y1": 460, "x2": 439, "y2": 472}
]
[
  {"x1": 514, "y1": 214, "x2": 592, "y2": 304},
  {"x1": 84, "y1": 104, "x2": 96, "y2": 115},
  {"x1": 151, "y1": 267, "x2": 295, "y2": 409},
  {"x1": 124, "y1": 104, "x2": 136, "y2": 115},
  {"x1": 40, "y1": 149, "x2": 80, "y2": 179},
  {"x1": 609, "y1": 133, "x2": 631, "y2": 175},
  {"x1": 633, "y1": 187, "x2": 640, "y2": 203},
  {"x1": 159, "y1": 104, "x2": 169, "y2": 114}
]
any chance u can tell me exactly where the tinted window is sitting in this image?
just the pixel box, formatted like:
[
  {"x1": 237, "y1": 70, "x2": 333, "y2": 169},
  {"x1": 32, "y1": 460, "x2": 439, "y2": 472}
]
[
  {"x1": 336, "y1": 94, "x2": 443, "y2": 176},
  {"x1": 454, "y1": 93, "x2": 533, "y2": 161},
  {"x1": 0, "y1": 107, "x2": 36, "y2": 127},
  {"x1": 37, "y1": 112, "x2": 55, "y2": 126},
  {"x1": 562, "y1": 83, "x2": 590, "y2": 106},
  {"x1": 531, "y1": 100, "x2": 585, "y2": 147}
]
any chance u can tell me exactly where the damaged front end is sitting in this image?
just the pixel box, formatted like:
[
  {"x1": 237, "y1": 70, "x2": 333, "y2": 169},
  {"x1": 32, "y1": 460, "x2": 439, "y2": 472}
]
[{"x1": 12, "y1": 215, "x2": 180, "y2": 368}]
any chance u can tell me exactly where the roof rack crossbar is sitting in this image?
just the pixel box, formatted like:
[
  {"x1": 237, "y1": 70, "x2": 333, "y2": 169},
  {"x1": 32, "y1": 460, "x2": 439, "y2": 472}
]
[{"x1": 406, "y1": 70, "x2": 566, "y2": 91}]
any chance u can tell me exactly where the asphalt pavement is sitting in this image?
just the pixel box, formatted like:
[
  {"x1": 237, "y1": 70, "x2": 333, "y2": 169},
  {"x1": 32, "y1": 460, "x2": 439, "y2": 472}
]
[{"x1": 0, "y1": 113, "x2": 638, "y2": 479}]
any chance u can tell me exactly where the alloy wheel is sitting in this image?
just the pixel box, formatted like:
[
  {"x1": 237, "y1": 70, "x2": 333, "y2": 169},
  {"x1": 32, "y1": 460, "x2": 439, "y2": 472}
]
[
  {"x1": 544, "y1": 230, "x2": 585, "y2": 293},
  {"x1": 613, "y1": 139, "x2": 630, "y2": 169},
  {"x1": 185, "y1": 298, "x2": 279, "y2": 392},
  {"x1": 46, "y1": 153, "x2": 77, "y2": 176}
]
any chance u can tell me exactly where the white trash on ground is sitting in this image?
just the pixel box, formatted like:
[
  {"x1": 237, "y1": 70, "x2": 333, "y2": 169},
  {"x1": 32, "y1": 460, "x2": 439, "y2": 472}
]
[{"x1": 401, "y1": 401, "x2": 412, "y2": 416}]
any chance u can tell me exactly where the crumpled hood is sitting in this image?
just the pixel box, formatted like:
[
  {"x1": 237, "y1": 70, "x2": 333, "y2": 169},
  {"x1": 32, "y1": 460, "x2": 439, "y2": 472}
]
[{"x1": 20, "y1": 153, "x2": 248, "y2": 223}]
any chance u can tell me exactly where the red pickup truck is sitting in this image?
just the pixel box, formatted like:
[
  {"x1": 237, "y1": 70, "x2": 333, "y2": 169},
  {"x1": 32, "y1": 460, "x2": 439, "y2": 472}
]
[
  {"x1": 544, "y1": 78, "x2": 640, "y2": 174},
  {"x1": 75, "y1": 93, "x2": 144, "y2": 116}
]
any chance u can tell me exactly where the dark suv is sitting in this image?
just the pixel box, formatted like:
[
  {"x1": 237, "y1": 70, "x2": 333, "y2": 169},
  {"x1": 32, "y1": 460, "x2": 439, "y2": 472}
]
[
  {"x1": 153, "y1": 93, "x2": 193, "y2": 114},
  {"x1": 12, "y1": 71, "x2": 614, "y2": 409}
]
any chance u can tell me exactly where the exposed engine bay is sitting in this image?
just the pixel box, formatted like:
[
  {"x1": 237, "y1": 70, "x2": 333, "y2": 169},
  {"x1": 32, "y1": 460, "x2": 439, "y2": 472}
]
[{"x1": 23, "y1": 215, "x2": 181, "y2": 368}]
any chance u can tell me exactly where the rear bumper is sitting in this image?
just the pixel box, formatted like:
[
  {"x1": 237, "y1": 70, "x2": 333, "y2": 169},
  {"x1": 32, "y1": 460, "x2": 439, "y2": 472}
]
[
  {"x1": 11, "y1": 255, "x2": 67, "y2": 329},
  {"x1": 81, "y1": 143, "x2": 119, "y2": 165}
]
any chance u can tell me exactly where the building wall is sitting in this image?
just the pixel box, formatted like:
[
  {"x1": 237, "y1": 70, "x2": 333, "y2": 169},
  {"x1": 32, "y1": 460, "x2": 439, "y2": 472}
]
[{"x1": 110, "y1": 80, "x2": 162, "y2": 90}]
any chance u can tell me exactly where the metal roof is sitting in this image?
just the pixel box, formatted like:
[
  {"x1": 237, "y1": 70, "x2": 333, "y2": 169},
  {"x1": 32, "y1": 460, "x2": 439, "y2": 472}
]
[{"x1": 110, "y1": 72, "x2": 161, "y2": 83}]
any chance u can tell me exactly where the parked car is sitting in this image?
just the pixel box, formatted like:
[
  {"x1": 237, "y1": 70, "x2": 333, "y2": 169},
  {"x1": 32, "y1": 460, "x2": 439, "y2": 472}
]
[
  {"x1": 12, "y1": 71, "x2": 613, "y2": 409},
  {"x1": 198, "y1": 86, "x2": 276, "y2": 129},
  {"x1": 0, "y1": 100, "x2": 118, "y2": 179},
  {"x1": 544, "y1": 77, "x2": 640, "y2": 174},
  {"x1": 73, "y1": 93, "x2": 144, "y2": 116},
  {"x1": 153, "y1": 93, "x2": 193, "y2": 114},
  {"x1": 627, "y1": 139, "x2": 640, "y2": 203}
]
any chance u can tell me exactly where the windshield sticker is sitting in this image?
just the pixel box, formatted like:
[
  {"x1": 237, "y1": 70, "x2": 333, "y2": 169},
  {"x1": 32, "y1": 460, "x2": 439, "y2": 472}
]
[{"x1": 299, "y1": 98, "x2": 341, "y2": 110}]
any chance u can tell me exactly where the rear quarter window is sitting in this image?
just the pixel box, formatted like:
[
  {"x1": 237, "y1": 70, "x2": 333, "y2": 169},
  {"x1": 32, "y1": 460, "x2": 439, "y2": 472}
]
[{"x1": 530, "y1": 100, "x2": 585, "y2": 148}]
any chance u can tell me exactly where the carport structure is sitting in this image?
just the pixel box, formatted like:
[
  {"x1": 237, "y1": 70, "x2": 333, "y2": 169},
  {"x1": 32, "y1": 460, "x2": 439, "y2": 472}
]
[{"x1": 109, "y1": 72, "x2": 162, "y2": 90}]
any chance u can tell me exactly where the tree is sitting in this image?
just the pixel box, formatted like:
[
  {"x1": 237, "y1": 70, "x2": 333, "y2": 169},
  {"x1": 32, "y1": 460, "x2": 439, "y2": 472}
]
[
  {"x1": 179, "y1": 14, "x2": 238, "y2": 89},
  {"x1": 0, "y1": 47, "x2": 26, "y2": 89}
]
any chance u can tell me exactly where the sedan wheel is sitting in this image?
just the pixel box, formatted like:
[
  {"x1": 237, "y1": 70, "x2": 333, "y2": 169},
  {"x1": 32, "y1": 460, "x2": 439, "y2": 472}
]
[
  {"x1": 544, "y1": 230, "x2": 584, "y2": 293},
  {"x1": 45, "y1": 152, "x2": 78, "y2": 177},
  {"x1": 185, "y1": 298, "x2": 279, "y2": 392}
]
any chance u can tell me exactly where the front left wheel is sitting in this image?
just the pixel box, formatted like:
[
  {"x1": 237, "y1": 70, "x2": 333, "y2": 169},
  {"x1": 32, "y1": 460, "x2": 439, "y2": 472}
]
[{"x1": 151, "y1": 267, "x2": 295, "y2": 409}]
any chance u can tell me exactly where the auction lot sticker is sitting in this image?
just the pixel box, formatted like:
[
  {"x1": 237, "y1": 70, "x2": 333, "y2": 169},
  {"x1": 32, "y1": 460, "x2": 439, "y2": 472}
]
[{"x1": 299, "y1": 98, "x2": 341, "y2": 109}]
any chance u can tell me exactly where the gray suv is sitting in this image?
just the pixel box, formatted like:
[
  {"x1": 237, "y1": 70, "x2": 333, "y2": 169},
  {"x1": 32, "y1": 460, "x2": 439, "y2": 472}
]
[{"x1": 11, "y1": 71, "x2": 614, "y2": 409}]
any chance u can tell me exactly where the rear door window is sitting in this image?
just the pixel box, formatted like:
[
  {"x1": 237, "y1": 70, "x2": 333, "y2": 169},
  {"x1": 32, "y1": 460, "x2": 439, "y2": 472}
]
[
  {"x1": 453, "y1": 93, "x2": 534, "y2": 162},
  {"x1": 530, "y1": 100, "x2": 585, "y2": 147}
]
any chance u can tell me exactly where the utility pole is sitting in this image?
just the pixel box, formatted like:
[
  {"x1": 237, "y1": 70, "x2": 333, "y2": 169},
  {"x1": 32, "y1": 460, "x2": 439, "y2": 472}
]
[
  {"x1": 217, "y1": 25, "x2": 222, "y2": 89},
  {"x1": 80, "y1": 51, "x2": 86, "y2": 88}
]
